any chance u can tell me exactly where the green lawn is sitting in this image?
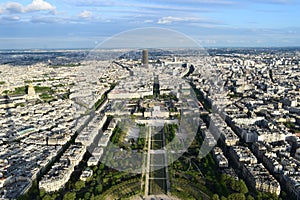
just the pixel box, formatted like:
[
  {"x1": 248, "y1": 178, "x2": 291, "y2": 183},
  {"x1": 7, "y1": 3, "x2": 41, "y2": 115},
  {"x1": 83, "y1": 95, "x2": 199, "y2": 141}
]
[
  {"x1": 150, "y1": 168, "x2": 166, "y2": 179},
  {"x1": 150, "y1": 154, "x2": 165, "y2": 166},
  {"x1": 151, "y1": 140, "x2": 163, "y2": 150},
  {"x1": 149, "y1": 179, "x2": 167, "y2": 195}
]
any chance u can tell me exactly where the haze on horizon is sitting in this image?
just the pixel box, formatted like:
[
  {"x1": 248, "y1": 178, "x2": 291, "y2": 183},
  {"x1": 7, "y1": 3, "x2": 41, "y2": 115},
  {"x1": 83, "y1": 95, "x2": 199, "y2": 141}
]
[{"x1": 0, "y1": 0, "x2": 299, "y2": 49}]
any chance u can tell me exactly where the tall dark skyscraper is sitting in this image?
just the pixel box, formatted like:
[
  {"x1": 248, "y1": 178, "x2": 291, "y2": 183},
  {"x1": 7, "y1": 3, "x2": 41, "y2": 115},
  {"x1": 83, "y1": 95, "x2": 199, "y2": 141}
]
[{"x1": 142, "y1": 49, "x2": 149, "y2": 66}]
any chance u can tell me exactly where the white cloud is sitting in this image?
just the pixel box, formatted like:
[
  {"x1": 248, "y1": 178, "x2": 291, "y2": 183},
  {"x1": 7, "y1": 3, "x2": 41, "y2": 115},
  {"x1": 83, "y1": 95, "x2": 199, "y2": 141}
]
[
  {"x1": 0, "y1": 0, "x2": 56, "y2": 14},
  {"x1": 157, "y1": 16, "x2": 203, "y2": 24},
  {"x1": 78, "y1": 10, "x2": 93, "y2": 18},
  {"x1": 2, "y1": 15, "x2": 20, "y2": 21},
  {"x1": 144, "y1": 19, "x2": 154, "y2": 23},
  {"x1": 30, "y1": 16, "x2": 60, "y2": 23},
  {"x1": 4, "y1": 2, "x2": 23, "y2": 13},
  {"x1": 25, "y1": 0, "x2": 56, "y2": 12}
]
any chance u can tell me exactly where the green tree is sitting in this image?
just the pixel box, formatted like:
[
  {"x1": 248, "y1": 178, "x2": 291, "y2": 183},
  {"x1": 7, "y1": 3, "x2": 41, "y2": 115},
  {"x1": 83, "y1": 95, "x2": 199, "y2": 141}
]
[
  {"x1": 228, "y1": 193, "x2": 246, "y2": 200},
  {"x1": 99, "y1": 163, "x2": 105, "y2": 170},
  {"x1": 75, "y1": 180, "x2": 85, "y2": 191},
  {"x1": 258, "y1": 192, "x2": 281, "y2": 200},
  {"x1": 40, "y1": 189, "x2": 46, "y2": 198},
  {"x1": 247, "y1": 195, "x2": 255, "y2": 200},
  {"x1": 90, "y1": 194, "x2": 95, "y2": 200},
  {"x1": 257, "y1": 191, "x2": 263, "y2": 200},
  {"x1": 213, "y1": 194, "x2": 220, "y2": 200},
  {"x1": 43, "y1": 194, "x2": 55, "y2": 200},
  {"x1": 95, "y1": 184, "x2": 103, "y2": 195},
  {"x1": 237, "y1": 180, "x2": 248, "y2": 194},
  {"x1": 63, "y1": 192, "x2": 76, "y2": 200},
  {"x1": 280, "y1": 191, "x2": 287, "y2": 200},
  {"x1": 84, "y1": 192, "x2": 91, "y2": 200},
  {"x1": 93, "y1": 166, "x2": 98, "y2": 171},
  {"x1": 90, "y1": 180, "x2": 96, "y2": 187}
]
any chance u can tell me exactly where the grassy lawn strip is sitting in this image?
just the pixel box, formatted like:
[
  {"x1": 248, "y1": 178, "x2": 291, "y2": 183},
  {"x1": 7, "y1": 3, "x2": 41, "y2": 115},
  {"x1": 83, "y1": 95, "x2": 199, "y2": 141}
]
[{"x1": 149, "y1": 179, "x2": 167, "y2": 195}]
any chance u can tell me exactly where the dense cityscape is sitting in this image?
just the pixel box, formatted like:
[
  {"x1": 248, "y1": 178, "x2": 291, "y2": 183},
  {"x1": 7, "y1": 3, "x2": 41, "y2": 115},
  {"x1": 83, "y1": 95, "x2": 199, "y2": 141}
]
[{"x1": 0, "y1": 47, "x2": 299, "y2": 200}]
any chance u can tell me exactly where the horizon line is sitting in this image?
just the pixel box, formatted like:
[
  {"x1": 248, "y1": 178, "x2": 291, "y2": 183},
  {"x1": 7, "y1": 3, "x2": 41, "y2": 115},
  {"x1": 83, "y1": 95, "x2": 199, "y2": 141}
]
[{"x1": 1, "y1": 46, "x2": 300, "y2": 51}]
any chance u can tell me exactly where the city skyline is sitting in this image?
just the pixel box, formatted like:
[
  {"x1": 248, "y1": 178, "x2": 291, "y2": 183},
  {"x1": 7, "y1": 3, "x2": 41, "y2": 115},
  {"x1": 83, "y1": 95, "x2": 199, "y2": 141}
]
[
  {"x1": 1, "y1": 47, "x2": 299, "y2": 200},
  {"x1": 0, "y1": 0, "x2": 300, "y2": 49}
]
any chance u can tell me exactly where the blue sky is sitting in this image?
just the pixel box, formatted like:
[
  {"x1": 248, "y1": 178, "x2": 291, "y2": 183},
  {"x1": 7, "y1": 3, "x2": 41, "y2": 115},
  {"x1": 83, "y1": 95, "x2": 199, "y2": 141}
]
[{"x1": 0, "y1": 0, "x2": 299, "y2": 49}]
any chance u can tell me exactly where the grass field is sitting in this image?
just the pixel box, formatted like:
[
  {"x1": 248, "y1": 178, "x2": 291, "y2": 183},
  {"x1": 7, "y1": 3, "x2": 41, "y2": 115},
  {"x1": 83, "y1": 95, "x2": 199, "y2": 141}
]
[
  {"x1": 151, "y1": 131, "x2": 164, "y2": 150},
  {"x1": 151, "y1": 140, "x2": 163, "y2": 150},
  {"x1": 150, "y1": 168, "x2": 166, "y2": 178},
  {"x1": 147, "y1": 127, "x2": 168, "y2": 195},
  {"x1": 151, "y1": 132, "x2": 163, "y2": 141},
  {"x1": 149, "y1": 178, "x2": 167, "y2": 195},
  {"x1": 150, "y1": 154, "x2": 165, "y2": 165}
]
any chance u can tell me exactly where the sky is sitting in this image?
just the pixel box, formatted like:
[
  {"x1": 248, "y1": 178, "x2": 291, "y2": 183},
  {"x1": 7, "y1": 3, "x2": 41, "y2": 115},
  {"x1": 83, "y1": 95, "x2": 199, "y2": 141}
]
[{"x1": 0, "y1": 0, "x2": 299, "y2": 49}]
